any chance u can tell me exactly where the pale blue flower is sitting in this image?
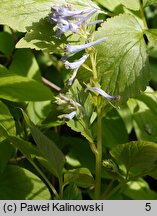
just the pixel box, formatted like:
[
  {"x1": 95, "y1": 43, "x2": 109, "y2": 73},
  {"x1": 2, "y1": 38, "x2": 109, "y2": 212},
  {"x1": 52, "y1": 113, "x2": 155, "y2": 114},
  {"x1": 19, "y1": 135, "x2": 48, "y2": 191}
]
[
  {"x1": 87, "y1": 19, "x2": 103, "y2": 26},
  {"x1": 49, "y1": 5, "x2": 102, "y2": 37},
  {"x1": 65, "y1": 37, "x2": 107, "y2": 53},
  {"x1": 64, "y1": 111, "x2": 77, "y2": 120},
  {"x1": 75, "y1": 9, "x2": 97, "y2": 27},
  {"x1": 85, "y1": 87, "x2": 119, "y2": 100},
  {"x1": 64, "y1": 53, "x2": 89, "y2": 69},
  {"x1": 50, "y1": 6, "x2": 91, "y2": 19},
  {"x1": 64, "y1": 53, "x2": 89, "y2": 85}
]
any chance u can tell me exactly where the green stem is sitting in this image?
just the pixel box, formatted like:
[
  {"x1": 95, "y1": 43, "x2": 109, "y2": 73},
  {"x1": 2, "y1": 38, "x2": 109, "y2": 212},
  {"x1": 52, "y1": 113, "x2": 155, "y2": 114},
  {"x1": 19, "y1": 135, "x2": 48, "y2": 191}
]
[
  {"x1": 59, "y1": 176, "x2": 64, "y2": 199},
  {"x1": 94, "y1": 111, "x2": 103, "y2": 199},
  {"x1": 90, "y1": 52, "x2": 98, "y2": 82},
  {"x1": 139, "y1": 0, "x2": 148, "y2": 29}
]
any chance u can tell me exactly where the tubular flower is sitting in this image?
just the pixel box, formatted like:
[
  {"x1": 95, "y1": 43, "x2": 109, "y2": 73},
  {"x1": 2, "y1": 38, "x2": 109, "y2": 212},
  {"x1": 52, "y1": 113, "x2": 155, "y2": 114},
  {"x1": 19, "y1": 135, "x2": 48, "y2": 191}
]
[
  {"x1": 65, "y1": 37, "x2": 107, "y2": 53},
  {"x1": 64, "y1": 54, "x2": 89, "y2": 85},
  {"x1": 63, "y1": 38, "x2": 107, "y2": 84},
  {"x1": 64, "y1": 111, "x2": 77, "y2": 120},
  {"x1": 85, "y1": 87, "x2": 119, "y2": 101},
  {"x1": 49, "y1": 5, "x2": 100, "y2": 37}
]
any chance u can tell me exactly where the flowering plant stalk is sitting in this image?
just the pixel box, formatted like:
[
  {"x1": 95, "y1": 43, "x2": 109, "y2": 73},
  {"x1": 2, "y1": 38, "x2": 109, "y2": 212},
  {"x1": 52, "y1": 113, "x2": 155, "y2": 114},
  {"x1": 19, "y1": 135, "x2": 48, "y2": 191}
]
[
  {"x1": 49, "y1": 4, "x2": 119, "y2": 199},
  {"x1": 1, "y1": 0, "x2": 157, "y2": 201}
]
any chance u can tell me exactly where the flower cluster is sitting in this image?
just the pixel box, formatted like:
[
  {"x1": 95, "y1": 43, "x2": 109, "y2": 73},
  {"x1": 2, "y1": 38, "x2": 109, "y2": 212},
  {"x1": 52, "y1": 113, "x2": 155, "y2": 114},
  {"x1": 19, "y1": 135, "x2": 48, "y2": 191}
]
[
  {"x1": 49, "y1": 5, "x2": 102, "y2": 38},
  {"x1": 55, "y1": 93, "x2": 82, "y2": 120},
  {"x1": 49, "y1": 5, "x2": 107, "y2": 85}
]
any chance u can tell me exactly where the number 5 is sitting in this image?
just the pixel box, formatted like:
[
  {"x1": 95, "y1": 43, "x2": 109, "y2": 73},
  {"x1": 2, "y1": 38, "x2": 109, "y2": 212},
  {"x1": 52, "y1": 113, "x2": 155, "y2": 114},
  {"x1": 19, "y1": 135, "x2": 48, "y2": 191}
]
[{"x1": 145, "y1": 203, "x2": 151, "y2": 211}]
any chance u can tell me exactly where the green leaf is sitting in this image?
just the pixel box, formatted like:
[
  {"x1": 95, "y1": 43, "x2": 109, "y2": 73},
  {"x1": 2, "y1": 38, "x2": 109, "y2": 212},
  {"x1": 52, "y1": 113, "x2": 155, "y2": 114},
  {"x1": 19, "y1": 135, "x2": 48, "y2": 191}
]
[
  {"x1": 0, "y1": 140, "x2": 15, "y2": 174},
  {"x1": 94, "y1": 0, "x2": 121, "y2": 11},
  {"x1": 16, "y1": 18, "x2": 90, "y2": 53},
  {"x1": 0, "y1": 165, "x2": 50, "y2": 199},
  {"x1": 145, "y1": 29, "x2": 157, "y2": 48},
  {"x1": 9, "y1": 136, "x2": 58, "y2": 176},
  {"x1": 0, "y1": 32, "x2": 14, "y2": 56},
  {"x1": 123, "y1": 178, "x2": 157, "y2": 200},
  {"x1": 0, "y1": 100, "x2": 16, "y2": 141},
  {"x1": 118, "y1": 0, "x2": 140, "y2": 10},
  {"x1": 26, "y1": 101, "x2": 52, "y2": 124},
  {"x1": 0, "y1": 125, "x2": 9, "y2": 141},
  {"x1": 95, "y1": 0, "x2": 140, "y2": 11},
  {"x1": 102, "y1": 109, "x2": 128, "y2": 148},
  {"x1": 22, "y1": 111, "x2": 65, "y2": 177},
  {"x1": 94, "y1": 14, "x2": 150, "y2": 102},
  {"x1": 127, "y1": 91, "x2": 157, "y2": 142},
  {"x1": 16, "y1": 18, "x2": 66, "y2": 53},
  {"x1": 64, "y1": 168, "x2": 94, "y2": 188},
  {"x1": 118, "y1": 104, "x2": 133, "y2": 134},
  {"x1": 9, "y1": 49, "x2": 41, "y2": 80},
  {"x1": 143, "y1": 0, "x2": 157, "y2": 7},
  {"x1": 9, "y1": 136, "x2": 41, "y2": 161},
  {"x1": 30, "y1": 124, "x2": 65, "y2": 177},
  {"x1": 0, "y1": 66, "x2": 53, "y2": 102},
  {"x1": 63, "y1": 183, "x2": 82, "y2": 200},
  {"x1": 66, "y1": 137, "x2": 95, "y2": 173},
  {"x1": 110, "y1": 141, "x2": 157, "y2": 178},
  {"x1": 0, "y1": 0, "x2": 56, "y2": 32}
]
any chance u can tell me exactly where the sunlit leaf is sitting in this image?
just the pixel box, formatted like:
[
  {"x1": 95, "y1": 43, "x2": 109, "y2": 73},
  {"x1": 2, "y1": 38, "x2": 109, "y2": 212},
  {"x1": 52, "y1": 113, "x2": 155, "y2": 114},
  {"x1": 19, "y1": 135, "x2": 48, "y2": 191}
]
[
  {"x1": 9, "y1": 49, "x2": 41, "y2": 80},
  {"x1": 119, "y1": 0, "x2": 140, "y2": 10},
  {"x1": 94, "y1": 14, "x2": 150, "y2": 102},
  {"x1": 123, "y1": 178, "x2": 157, "y2": 200},
  {"x1": 0, "y1": 66, "x2": 53, "y2": 102}
]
